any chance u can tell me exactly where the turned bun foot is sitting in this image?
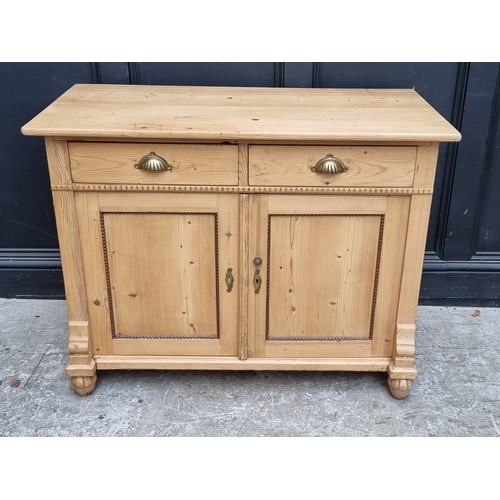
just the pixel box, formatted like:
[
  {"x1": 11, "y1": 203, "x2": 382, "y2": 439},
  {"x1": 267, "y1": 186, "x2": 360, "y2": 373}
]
[
  {"x1": 388, "y1": 377, "x2": 413, "y2": 399},
  {"x1": 71, "y1": 374, "x2": 97, "y2": 396}
]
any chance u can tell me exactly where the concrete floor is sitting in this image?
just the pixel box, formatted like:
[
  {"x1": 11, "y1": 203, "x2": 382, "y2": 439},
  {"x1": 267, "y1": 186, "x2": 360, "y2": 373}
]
[{"x1": 0, "y1": 298, "x2": 499, "y2": 436}]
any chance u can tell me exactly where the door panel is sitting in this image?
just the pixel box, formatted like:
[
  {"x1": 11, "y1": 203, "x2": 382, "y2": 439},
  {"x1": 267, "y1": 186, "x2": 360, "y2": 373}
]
[
  {"x1": 267, "y1": 214, "x2": 382, "y2": 340},
  {"x1": 248, "y1": 194, "x2": 410, "y2": 358},
  {"x1": 76, "y1": 192, "x2": 239, "y2": 356},
  {"x1": 103, "y1": 212, "x2": 218, "y2": 338}
]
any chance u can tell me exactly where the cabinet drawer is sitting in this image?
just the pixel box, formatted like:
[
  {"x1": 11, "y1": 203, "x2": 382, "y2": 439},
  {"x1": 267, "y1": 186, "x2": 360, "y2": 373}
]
[
  {"x1": 249, "y1": 146, "x2": 417, "y2": 187},
  {"x1": 69, "y1": 142, "x2": 239, "y2": 185}
]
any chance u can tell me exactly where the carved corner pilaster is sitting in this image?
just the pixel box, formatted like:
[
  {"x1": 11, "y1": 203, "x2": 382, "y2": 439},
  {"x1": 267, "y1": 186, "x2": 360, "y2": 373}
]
[
  {"x1": 66, "y1": 320, "x2": 97, "y2": 396},
  {"x1": 387, "y1": 323, "x2": 417, "y2": 399},
  {"x1": 68, "y1": 320, "x2": 92, "y2": 356}
]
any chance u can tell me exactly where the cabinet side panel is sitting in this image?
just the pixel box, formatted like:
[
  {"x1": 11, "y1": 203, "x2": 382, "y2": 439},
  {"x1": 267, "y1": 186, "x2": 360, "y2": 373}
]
[
  {"x1": 397, "y1": 194, "x2": 434, "y2": 325},
  {"x1": 397, "y1": 142, "x2": 440, "y2": 326},
  {"x1": 413, "y1": 142, "x2": 439, "y2": 190},
  {"x1": 45, "y1": 137, "x2": 72, "y2": 186}
]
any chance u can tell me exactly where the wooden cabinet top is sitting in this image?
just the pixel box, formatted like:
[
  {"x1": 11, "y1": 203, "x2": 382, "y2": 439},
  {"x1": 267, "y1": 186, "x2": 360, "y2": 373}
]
[{"x1": 21, "y1": 84, "x2": 461, "y2": 142}]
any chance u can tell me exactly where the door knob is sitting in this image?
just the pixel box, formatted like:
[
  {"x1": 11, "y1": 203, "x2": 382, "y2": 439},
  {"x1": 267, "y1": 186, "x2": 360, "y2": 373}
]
[{"x1": 253, "y1": 257, "x2": 263, "y2": 266}]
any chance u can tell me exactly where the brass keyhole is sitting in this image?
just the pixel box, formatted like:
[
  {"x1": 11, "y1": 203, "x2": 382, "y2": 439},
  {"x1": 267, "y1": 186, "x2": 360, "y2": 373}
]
[
  {"x1": 225, "y1": 267, "x2": 234, "y2": 293},
  {"x1": 253, "y1": 269, "x2": 262, "y2": 294}
]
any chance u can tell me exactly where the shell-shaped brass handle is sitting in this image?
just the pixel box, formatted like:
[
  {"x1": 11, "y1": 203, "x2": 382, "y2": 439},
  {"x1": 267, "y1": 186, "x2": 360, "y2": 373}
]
[
  {"x1": 311, "y1": 154, "x2": 348, "y2": 174},
  {"x1": 134, "y1": 151, "x2": 172, "y2": 171}
]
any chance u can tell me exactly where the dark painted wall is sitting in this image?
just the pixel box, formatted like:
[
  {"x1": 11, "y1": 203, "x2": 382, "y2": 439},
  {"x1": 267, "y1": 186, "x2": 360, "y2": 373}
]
[{"x1": 1, "y1": 62, "x2": 499, "y2": 305}]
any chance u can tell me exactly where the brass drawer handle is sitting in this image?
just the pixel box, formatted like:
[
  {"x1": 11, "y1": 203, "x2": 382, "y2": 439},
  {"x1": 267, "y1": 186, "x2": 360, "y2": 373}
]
[
  {"x1": 225, "y1": 268, "x2": 234, "y2": 293},
  {"x1": 134, "y1": 151, "x2": 173, "y2": 171},
  {"x1": 311, "y1": 154, "x2": 348, "y2": 174}
]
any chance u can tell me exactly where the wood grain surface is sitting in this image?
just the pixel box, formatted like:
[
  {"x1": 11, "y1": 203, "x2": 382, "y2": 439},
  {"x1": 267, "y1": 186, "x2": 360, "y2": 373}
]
[
  {"x1": 34, "y1": 85, "x2": 459, "y2": 398},
  {"x1": 22, "y1": 85, "x2": 461, "y2": 142},
  {"x1": 69, "y1": 142, "x2": 238, "y2": 185},
  {"x1": 249, "y1": 145, "x2": 417, "y2": 187}
]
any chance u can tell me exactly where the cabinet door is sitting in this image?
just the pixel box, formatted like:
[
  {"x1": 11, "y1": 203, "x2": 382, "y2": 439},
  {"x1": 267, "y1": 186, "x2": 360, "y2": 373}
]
[
  {"x1": 75, "y1": 192, "x2": 239, "y2": 356},
  {"x1": 248, "y1": 194, "x2": 410, "y2": 358}
]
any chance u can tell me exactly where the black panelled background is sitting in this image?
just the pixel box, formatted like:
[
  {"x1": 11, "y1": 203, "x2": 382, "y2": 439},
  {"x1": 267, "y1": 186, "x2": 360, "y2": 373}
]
[{"x1": 1, "y1": 62, "x2": 499, "y2": 305}]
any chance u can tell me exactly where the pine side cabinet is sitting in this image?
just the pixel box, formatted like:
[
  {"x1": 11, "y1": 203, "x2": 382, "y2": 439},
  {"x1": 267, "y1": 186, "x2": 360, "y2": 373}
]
[{"x1": 22, "y1": 84, "x2": 461, "y2": 398}]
